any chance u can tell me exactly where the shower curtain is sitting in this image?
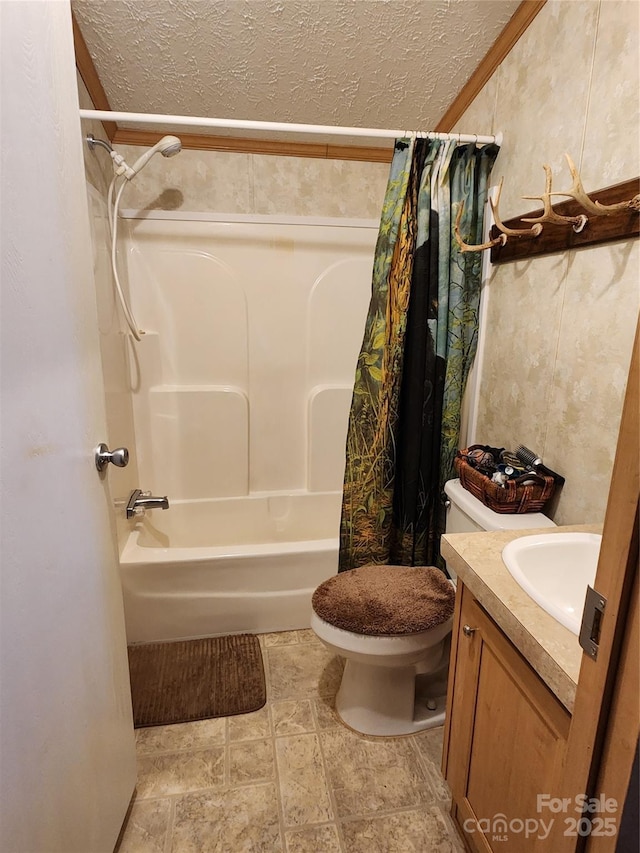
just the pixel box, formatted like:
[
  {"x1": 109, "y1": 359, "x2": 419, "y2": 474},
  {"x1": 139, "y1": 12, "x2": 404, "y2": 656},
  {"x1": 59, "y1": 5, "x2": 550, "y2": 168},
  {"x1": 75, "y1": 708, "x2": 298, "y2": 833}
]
[{"x1": 338, "y1": 137, "x2": 498, "y2": 572}]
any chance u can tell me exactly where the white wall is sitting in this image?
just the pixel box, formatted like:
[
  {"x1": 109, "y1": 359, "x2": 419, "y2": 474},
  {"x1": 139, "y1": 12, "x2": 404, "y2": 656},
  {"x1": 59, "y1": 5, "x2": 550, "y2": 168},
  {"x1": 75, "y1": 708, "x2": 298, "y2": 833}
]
[{"x1": 0, "y1": 3, "x2": 136, "y2": 850}]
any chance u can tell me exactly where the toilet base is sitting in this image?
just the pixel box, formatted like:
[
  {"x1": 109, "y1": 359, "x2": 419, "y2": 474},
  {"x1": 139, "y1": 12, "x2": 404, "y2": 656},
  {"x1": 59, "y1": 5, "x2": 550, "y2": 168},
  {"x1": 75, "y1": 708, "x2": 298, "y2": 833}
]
[{"x1": 334, "y1": 658, "x2": 447, "y2": 736}]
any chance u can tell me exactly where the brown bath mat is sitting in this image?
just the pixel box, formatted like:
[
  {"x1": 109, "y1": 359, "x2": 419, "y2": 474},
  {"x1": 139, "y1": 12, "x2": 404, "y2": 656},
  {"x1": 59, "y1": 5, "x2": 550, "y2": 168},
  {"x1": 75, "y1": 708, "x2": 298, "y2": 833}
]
[{"x1": 127, "y1": 634, "x2": 266, "y2": 728}]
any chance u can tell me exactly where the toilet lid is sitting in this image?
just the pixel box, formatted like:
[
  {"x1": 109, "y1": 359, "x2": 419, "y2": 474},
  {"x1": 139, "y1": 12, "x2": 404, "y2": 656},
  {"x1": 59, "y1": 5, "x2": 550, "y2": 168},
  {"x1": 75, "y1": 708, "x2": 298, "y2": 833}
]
[{"x1": 312, "y1": 564, "x2": 455, "y2": 636}]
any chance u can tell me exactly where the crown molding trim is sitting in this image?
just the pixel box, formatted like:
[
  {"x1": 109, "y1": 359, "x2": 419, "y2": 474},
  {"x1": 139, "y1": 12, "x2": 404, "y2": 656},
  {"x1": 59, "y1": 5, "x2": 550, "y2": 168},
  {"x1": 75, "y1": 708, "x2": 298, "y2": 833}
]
[
  {"x1": 436, "y1": 0, "x2": 547, "y2": 132},
  {"x1": 72, "y1": 12, "x2": 116, "y2": 140},
  {"x1": 111, "y1": 128, "x2": 393, "y2": 163}
]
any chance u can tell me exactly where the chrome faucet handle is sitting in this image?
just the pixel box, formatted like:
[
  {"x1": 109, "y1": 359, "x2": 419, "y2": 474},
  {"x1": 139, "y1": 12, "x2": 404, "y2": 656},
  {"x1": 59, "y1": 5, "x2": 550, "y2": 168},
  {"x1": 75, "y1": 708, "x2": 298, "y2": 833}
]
[
  {"x1": 126, "y1": 489, "x2": 143, "y2": 519},
  {"x1": 126, "y1": 489, "x2": 170, "y2": 519}
]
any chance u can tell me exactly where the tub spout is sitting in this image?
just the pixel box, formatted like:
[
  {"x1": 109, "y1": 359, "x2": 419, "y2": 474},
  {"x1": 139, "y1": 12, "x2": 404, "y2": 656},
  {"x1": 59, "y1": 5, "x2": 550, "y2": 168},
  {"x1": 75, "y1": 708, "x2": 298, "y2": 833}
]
[{"x1": 126, "y1": 489, "x2": 170, "y2": 519}]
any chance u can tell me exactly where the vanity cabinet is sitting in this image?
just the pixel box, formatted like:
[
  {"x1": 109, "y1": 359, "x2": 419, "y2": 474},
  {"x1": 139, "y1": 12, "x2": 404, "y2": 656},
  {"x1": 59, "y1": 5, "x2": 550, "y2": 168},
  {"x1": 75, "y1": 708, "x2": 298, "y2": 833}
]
[{"x1": 443, "y1": 582, "x2": 571, "y2": 853}]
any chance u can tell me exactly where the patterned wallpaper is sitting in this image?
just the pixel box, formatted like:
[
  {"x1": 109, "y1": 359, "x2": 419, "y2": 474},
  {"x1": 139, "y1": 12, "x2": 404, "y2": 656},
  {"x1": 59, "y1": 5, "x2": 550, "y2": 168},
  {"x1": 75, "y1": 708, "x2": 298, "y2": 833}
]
[
  {"x1": 111, "y1": 144, "x2": 390, "y2": 219},
  {"x1": 452, "y1": 0, "x2": 640, "y2": 525}
]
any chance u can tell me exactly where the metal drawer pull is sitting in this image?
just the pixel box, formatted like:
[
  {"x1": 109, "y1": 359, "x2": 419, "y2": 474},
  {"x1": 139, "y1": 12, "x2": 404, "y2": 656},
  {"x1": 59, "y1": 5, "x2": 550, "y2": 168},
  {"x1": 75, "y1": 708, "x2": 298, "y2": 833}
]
[{"x1": 462, "y1": 625, "x2": 477, "y2": 637}]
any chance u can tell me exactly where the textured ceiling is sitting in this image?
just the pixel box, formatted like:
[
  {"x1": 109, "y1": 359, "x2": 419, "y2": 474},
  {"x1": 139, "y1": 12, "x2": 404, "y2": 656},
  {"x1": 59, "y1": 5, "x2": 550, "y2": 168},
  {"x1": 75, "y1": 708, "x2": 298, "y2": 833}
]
[{"x1": 73, "y1": 0, "x2": 520, "y2": 145}]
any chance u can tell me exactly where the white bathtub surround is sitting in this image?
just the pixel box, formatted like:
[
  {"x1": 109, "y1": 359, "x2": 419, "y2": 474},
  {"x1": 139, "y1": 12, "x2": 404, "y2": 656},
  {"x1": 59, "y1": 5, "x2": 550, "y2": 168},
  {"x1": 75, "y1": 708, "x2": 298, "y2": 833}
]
[
  {"x1": 121, "y1": 492, "x2": 341, "y2": 642},
  {"x1": 123, "y1": 216, "x2": 377, "y2": 499},
  {"x1": 115, "y1": 214, "x2": 379, "y2": 640}
]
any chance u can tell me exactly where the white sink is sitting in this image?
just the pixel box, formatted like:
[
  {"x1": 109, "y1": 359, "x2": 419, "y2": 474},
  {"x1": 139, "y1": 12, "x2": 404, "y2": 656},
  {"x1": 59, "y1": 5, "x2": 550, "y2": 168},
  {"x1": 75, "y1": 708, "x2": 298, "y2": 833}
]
[{"x1": 502, "y1": 533, "x2": 602, "y2": 635}]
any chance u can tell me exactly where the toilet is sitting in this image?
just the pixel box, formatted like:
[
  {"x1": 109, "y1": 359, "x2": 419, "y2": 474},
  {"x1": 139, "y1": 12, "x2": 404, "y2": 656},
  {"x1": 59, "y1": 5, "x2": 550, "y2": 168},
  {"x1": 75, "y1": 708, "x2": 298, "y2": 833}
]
[{"x1": 311, "y1": 477, "x2": 556, "y2": 736}]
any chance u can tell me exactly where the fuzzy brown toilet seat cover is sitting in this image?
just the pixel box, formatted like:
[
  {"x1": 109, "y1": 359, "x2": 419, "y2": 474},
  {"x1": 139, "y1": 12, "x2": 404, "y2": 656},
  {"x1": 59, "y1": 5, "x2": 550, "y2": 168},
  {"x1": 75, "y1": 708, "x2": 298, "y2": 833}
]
[{"x1": 312, "y1": 564, "x2": 455, "y2": 635}]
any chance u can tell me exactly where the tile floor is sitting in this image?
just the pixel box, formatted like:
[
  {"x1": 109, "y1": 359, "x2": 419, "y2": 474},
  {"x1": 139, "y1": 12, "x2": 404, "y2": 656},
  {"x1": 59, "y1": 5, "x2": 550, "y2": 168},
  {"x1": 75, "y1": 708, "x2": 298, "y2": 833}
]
[{"x1": 116, "y1": 629, "x2": 465, "y2": 853}]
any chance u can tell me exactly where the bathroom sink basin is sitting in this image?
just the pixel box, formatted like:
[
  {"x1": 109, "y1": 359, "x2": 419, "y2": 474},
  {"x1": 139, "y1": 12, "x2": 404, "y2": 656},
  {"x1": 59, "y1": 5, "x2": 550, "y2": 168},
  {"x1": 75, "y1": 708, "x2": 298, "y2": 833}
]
[{"x1": 502, "y1": 533, "x2": 602, "y2": 635}]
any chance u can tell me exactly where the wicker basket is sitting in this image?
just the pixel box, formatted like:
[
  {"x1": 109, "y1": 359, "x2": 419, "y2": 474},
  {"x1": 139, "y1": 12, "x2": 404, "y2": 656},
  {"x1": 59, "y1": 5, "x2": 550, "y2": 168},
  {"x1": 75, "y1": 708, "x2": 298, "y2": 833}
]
[{"x1": 454, "y1": 446, "x2": 556, "y2": 514}]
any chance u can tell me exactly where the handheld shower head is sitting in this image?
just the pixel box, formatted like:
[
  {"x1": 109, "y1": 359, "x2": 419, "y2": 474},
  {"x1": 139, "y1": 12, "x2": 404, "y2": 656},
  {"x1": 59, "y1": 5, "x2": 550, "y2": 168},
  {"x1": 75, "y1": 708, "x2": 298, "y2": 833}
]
[
  {"x1": 124, "y1": 135, "x2": 182, "y2": 179},
  {"x1": 105, "y1": 133, "x2": 183, "y2": 341},
  {"x1": 157, "y1": 135, "x2": 182, "y2": 157}
]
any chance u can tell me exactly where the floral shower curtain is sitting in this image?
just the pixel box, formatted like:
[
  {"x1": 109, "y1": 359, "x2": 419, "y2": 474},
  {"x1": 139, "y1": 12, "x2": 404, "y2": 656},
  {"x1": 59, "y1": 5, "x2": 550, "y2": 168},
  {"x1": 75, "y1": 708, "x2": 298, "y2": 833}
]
[{"x1": 338, "y1": 137, "x2": 498, "y2": 572}]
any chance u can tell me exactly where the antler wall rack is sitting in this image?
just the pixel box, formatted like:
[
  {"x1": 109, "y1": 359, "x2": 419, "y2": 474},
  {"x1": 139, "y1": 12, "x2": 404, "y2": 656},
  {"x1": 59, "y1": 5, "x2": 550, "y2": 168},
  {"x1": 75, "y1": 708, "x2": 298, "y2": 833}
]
[{"x1": 453, "y1": 153, "x2": 639, "y2": 264}]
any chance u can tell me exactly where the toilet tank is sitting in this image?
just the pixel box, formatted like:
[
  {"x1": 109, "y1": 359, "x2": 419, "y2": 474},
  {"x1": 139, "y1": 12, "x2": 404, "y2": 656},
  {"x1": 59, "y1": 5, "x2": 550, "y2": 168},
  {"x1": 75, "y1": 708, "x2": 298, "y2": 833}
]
[
  {"x1": 444, "y1": 478, "x2": 556, "y2": 534},
  {"x1": 443, "y1": 478, "x2": 556, "y2": 582}
]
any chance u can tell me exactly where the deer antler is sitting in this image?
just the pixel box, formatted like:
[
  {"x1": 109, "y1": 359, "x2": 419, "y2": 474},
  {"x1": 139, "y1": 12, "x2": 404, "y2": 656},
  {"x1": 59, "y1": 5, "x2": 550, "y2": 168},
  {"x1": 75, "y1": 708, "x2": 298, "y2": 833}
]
[
  {"x1": 549, "y1": 154, "x2": 640, "y2": 215},
  {"x1": 490, "y1": 177, "x2": 543, "y2": 237},
  {"x1": 453, "y1": 200, "x2": 507, "y2": 253},
  {"x1": 522, "y1": 165, "x2": 588, "y2": 232}
]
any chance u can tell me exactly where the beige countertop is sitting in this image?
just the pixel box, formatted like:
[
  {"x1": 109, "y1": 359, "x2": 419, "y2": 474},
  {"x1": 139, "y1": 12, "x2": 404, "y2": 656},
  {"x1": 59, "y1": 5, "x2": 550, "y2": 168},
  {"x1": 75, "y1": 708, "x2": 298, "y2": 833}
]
[{"x1": 441, "y1": 523, "x2": 603, "y2": 713}]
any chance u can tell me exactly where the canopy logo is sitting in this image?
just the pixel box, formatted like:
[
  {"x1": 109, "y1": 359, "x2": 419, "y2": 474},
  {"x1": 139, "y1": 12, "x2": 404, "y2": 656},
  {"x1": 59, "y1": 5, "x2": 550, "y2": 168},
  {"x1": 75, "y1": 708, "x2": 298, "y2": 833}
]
[
  {"x1": 462, "y1": 815, "x2": 553, "y2": 842},
  {"x1": 463, "y1": 795, "x2": 619, "y2": 843}
]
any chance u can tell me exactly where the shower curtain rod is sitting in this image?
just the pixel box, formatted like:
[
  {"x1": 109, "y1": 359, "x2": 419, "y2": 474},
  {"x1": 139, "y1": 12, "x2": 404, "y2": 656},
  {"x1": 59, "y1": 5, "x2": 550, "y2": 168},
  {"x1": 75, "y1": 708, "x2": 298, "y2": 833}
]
[{"x1": 79, "y1": 109, "x2": 502, "y2": 146}]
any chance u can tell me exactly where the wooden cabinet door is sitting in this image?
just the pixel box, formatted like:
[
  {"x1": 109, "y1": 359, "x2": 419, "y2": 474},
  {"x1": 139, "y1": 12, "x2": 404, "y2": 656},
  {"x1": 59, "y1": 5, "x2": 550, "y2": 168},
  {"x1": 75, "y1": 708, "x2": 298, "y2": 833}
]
[{"x1": 444, "y1": 585, "x2": 571, "y2": 853}]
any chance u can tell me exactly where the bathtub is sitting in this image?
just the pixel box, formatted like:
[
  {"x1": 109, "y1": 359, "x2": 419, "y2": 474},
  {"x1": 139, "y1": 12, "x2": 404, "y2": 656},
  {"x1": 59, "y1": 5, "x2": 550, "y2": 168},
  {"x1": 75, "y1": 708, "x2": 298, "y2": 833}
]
[{"x1": 119, "y1": 491, "x2": 341, "y2": 643}]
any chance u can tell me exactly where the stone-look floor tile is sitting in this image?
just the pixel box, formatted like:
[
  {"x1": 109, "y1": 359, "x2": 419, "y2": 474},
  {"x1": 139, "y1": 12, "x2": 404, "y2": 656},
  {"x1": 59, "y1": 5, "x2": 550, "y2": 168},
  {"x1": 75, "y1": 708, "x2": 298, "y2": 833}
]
[
  {"x1": 229, "y1": 738, "x2": 275, "y2": 785},
  {"x1": 267, "y1": 644, "x2": 343, "y2": 700},
  {"x1": 285, "y1": 823, "x2": 343, "y2": 852},
  {"x1": 423, "y1": 765, "x2": 452, "y2": 805},
  {"x1": 116, "y1": 798, "x2": 172, "y2": 853},
  {"x1": 411, "y1": 726, "x2": 451, "y2": 803},
  {"x1": 312, "y1": 697, "x2": 342, "y2": 730},
  {"x1": 228, "y1": 705, "x2": 271, "y2": 741},
  {"x1": 320, "y1": 728, "x2": 433, "y2": 817},
  {"x1": 341, "y1": 807, "x2": 462, "y2": 852},
  {"x1": 272, "y1": 700, "x2": 315, "y2": 736},
  {"x1": 135, "y1": 719, "x2": 226, "y2": 755},
  {"x1": 171, "y1": 783, "x2": 283, "y2": 852},
  {"x1": 263, "y1": 630, "x2": 301, "y2": 647},
  {"x1": 412, "y1": 725, "x2": 445, "y2": 767},
  {"x1": 275, "y1": 733, "x2": 334, "y2": 827},
  {"x1": 127, "y1": 634, "x2": 462, "y2": 852},
  {"x1": 410, "y1": 726, "x2": 451, "y2": 805},
  {"x1": 433, "y1": 805, "x2": 467, "y2": 852},
  {"x1": 136, "y1": 748, "x2": 225, "y2": 798}
]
